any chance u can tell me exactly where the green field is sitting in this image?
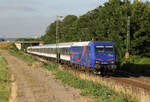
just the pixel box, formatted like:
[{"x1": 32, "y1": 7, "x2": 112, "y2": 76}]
[{"x1": 0, "y1": 53, "x2": 11, "y2": 102}]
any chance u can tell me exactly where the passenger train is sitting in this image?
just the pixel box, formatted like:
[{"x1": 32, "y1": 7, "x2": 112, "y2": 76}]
[{"x1": 27, "y1": 41, "x2": 117, "y2": 74}]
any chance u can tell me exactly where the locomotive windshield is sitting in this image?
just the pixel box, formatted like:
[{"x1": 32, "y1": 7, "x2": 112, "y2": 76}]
[
  {"x1": 95, "y1": 46, "x2": 104, "y2": 53},
  {"x1": 95, "y1": 45, "x2": 113, "y2": 53},
  {"x1": 105, "y1": 46, "x2": 113, "y2": 53}
]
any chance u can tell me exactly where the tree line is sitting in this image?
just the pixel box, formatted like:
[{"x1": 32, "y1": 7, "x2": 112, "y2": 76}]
[
  {"x1": 41, "y1": 0, "x2": 150, "y2": 60},
  {"x1": 16, "y1": 38, "x2": 41, "y2": 41}
]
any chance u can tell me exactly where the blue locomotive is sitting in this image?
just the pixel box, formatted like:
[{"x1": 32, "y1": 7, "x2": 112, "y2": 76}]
[
  {"x1": 71, "y1": 41, "x2": 116, "y2": 69},
  {"x1": 27, "y1": 41, "x2": 116, "y2": 74}
]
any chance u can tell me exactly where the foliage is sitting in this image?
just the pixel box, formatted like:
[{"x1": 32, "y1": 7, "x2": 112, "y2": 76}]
[
  {"x1": 0, "y1": 53, "x2": 11, "y2": 102},
  {"x1": 44, "y1": 62, "x2": 58, "y2": 71},
  {"x1": 3, "y1": 43, "x2": 18, "y2": 51},
  {"x1": 130, "y1": 1, "x2": 150, "y2": 56},
  {"x1": 121, "y1": 56, "x2": 150, "y2": 75},
  {"x1": 41, "y1": 21, "x2": 57, "y2": 44},
  {"x1": 41, "y1": 0, "x2": 150, "y2": 62},
  {"x1": 41, "y1": 15, "x2": 78, "y2": 44}
]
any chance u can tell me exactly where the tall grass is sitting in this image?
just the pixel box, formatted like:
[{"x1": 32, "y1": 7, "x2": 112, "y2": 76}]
[
  {"x1": 45, "y1": 62, "x2": 133, "y2": 102},
  {"x1": 0, "y1": 53, "x2": 11, "y2": 102}
]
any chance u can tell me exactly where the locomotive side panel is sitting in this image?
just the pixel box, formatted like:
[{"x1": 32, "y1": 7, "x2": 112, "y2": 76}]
[{"x1": 70, "y1": 46, "x2": 91, "y2": 68}]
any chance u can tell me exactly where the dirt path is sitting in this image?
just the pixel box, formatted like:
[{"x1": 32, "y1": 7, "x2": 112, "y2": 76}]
[{"x1": 0, "y1": 50, "x2": 94, "y2": 102}]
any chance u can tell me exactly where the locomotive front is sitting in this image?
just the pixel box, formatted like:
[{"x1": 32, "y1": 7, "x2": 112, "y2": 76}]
[{"x1": 94, "y1": 42, "x2": 116, "y2": 69}]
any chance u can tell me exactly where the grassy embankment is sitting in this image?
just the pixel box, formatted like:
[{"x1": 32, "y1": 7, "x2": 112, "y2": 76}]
[
  {"x1": 121, "y1": 56, "x2": 150, "y2": 75},
  {"x1": 9, "y1": 47, "x2": 134, "y2": 102},
  {"x1": 9, "y1": 50, "x2": 38, "y2": 64},
  {"x1": 46, "y1": 63, "x2": 134, "y2": 102},
  {"x1": 0, "y1": 53, "x2": 11, "y2": 102}
]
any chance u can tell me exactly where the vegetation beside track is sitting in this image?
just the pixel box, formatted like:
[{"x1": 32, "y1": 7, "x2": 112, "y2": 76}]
[
  {"x1": 0, "y1": 43, "x2": 37, "y2": 64},
  {"x1": 45, "y1": 62, "x2": 134, "y2": 102},
  {"x1": 0, "y1": 53, "x2": 11, "y2": 102},
  {"x1": 0, "y1": 42, "x2": 13, "y2": 49},
  {"x1": 9, "y1": 50, "x2": 38, "y2": 63},
  {"x1": 9, "y1": 48, "x2": 134, "y2": 102},
  {"x1": 121, "y1": 56, "x2": 150, "y2": 75}
]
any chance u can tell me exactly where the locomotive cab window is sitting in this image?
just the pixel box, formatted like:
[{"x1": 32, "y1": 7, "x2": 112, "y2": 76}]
[
  {"x1": 95, "y1": 46, "x2": 104, "y2": 53},
  {"x1": 105, "y1": 46, "x2": 113, "y2": 53}
]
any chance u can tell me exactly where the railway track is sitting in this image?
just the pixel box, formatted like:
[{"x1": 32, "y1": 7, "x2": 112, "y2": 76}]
[
  {"x1": 110, "y1": 70, "x2": 150, "y2": 90},
  {"x1": 60, "y1": 63, "x2": 150, "y2": 91}
]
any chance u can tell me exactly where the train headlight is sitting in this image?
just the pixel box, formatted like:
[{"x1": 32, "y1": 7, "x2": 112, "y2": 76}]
[
  {"x1": 96, "y1": 61, "x2": 99, "y2": 63},
  {"x1": 111, "y1": 61, "x2": 114, "y2": 64}
]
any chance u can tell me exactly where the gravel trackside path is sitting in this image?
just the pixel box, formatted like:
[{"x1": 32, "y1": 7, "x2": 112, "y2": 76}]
[{"x1": 0, "y1": 50, "x2": 94, "y2": 102}]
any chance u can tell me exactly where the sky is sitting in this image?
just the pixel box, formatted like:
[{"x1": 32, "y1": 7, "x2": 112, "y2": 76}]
[
  {"x1": 0, "y1": 0, "x2": 106, "y2": 38},
  {"x1": 0, "y1": 0, "x2": 149, "y2": 38}
]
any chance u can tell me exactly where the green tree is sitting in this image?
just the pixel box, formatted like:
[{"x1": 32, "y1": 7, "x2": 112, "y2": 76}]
[
  {"x1": 59, "y1": 15, "x2": 77, "y2": 42},
  {"x1": 41, "y1": 21, "x2": 58, "y2": 44},
  {"x1": 130, "y1": 1, "x2": 150, "y2": 56}
]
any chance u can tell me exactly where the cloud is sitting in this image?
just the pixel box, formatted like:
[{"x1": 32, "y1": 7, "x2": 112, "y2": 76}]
[{"x1": 0, "y1": 4, "x2": 36, "y2": 12}]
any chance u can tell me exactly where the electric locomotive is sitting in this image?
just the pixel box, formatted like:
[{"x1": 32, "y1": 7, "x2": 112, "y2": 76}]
[{"x1": 71, "y1": 41, "x2": 116, "y2": 73}]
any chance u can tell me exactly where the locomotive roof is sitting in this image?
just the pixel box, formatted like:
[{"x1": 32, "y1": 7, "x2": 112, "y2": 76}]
[
  {"x1": 71, "y1": 41, "x2": 90, "y2": 46},
  {"x1": 71, "y1": 41, "x2": 114, "y2": 46},
  {"x1": 94, "y1": 41, "x2": 114, "y2": 43}
]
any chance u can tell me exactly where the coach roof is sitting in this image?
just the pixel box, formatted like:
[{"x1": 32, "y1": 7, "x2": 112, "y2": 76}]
[{"x1": 28, "y1": 42, "x2": 73, "y2": 49}]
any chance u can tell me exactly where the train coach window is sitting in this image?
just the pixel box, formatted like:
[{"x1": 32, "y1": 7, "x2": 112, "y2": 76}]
[
  {"x1": 64, "y1": 48, "x2": 67, "y2": 55},
  {"x1": 95, "y1": 46, "x2": 104, "y2": 53},
  {"x1": 66, "y1": 48, "x2": 70, "y2": 55},
  {"x1": 105, "y1": 46, "x2": 113, "y2": 53},
  {"x1": 42, "y1": 48, "x2": 44, "y2": 52},
  {"x1": 54, "y1": 48, "x2": 56, "y2": 53},
  {"x1": 45, "y1": 48, "x2": 48, "y2": 53},
  {"x1": 61, "y1": 48, "x2": 64, "y2": 54},
  {"x1": 48, "y1": 48, "x2": 51, "y2": 53},
  {"x1": 68, "y1": 48, "x2": 71, "y2": 55},
  {"x1": 60, "y1": 48, "x2": 70, "y2": 55},
  {"x1": 66, "y1": 48, "x2": 68, "y2": 55},
  {"x1": 33, "y1": 49, "x2": 35, "y2": 51},
  {"x1": 51, "y1": 48, "x2": 53, "y2": 53}
]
